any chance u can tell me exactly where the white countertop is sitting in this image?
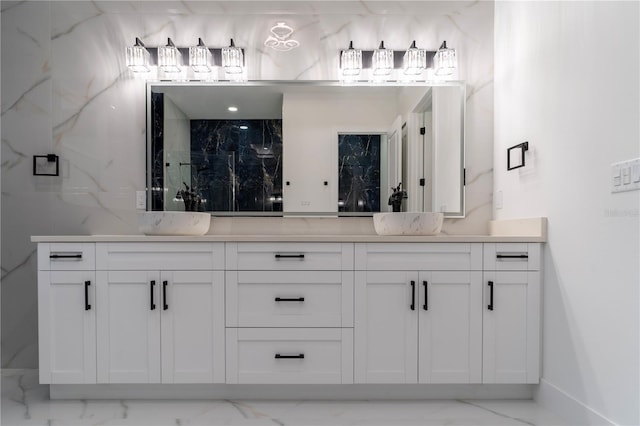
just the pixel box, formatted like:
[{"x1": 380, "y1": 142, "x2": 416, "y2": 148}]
[
  {"x1": 31, "y1": 218, "x2": 547, "y2": 243},
  {"x1": 31, "y1": 234, "x2": 545, "y2": 243}
]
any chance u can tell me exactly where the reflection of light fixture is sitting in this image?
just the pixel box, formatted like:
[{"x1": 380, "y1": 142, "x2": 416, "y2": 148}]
[
  {"x1": 126, "y1": 37, "x2": 151, "y2": 73},
  {"x1": 189, "y1": 38, "x2": 213, "y2": 73},
  {"x1": 239, "y1": 125, "x2": 249, "y2": 130},
  {"x1": 433, "y1": 40, "x2": 457, "y2": 76},
  {"x1": 372, "y1": 41, "x2": 393, "y2": 76},
  {"x1": 222, "y1": 38, "x2": 244, "y2": 75},
  {"x1": 264, "y1": 22, "x2": 300, "y2": 51},
  {"x1": 158, "y1": 38, "x2": 182, "y2": 73},
  {"x1": 403, "y1": 40, "x2": 426, "y2": 75},
  {"x1": 250, "y1": 144, "x2": 274, "y2": 159},
  {"x1": 340, "y1": 41, "x2": 362, "y2": 78}
]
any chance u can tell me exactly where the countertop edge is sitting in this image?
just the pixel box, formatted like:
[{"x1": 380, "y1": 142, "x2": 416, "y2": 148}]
[{"x1": 31, "y1": 235, "x2": 546, "y2": 243}]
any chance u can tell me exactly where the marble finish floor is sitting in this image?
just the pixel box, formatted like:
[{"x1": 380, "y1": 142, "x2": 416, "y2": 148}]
[{"x1": 1, "y1": 370, "x2": 569, "y2": 426}]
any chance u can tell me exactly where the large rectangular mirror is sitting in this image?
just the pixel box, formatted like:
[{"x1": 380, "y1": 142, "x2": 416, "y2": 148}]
[{"x1": 147, "y1": 81, "x2": 465, "y2": 217}]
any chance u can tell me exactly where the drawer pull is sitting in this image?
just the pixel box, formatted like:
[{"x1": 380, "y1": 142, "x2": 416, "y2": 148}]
[
  {"x1": 275, "y1": 353, "x2": 305, "y2": 359},
  {"x1": 410, "y1": 281, "x2": 416, "y2": 311},
  {"x1": 150, "y1": 280, "x2": 156, "y2": 311},
  {"x1": 275, "y1": 297, "x2": 305, "y2": 302},
  {"x1": 496, "y1": 254, "x2": 528, "y2": 259},
  {"x1": 84, "y1": 281, "x2": 91, "y2": 311},
  {"x1": 423, "y1": 281, "x2": 428, "y2": 311},
  {"x1": 488, "y1": 281, "x2": 494, "y2": 311},
  {"x1": 163, "y1": 281, "x2": 168, "y2": 311},
  {"x1": 274, "y1": 254, "x2": 305, "y2": 259},
  {"x1": 50, "y1": 253, "x2": 82, "y2": 259}
]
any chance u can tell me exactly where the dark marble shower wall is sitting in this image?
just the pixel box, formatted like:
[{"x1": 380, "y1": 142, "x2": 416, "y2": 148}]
[
  {"x1": 190, "y1": 120, "x2": 283, "y2": 212},
  {"x1": 151, "y1": 92, "x2": 165, "y2": 211},
  {"x1": 338, "y1": 134, "x2": 381, "y2": 213}
]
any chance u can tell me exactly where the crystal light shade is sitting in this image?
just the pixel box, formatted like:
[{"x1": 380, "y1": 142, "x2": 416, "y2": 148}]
[
  {"x1": 189, "y1": 38, "x2": 213, "y2": 73},
  {"x1": 158, "y1": 38, "x2": 182, "y2": 73},
  {"x1": 340, "y1": 41, "x2": 362, "y2": 77},
  {"x1": 434, "y1": 41, "x2": 457, "y2": 76},
  {"x1": 222, "y1": 38, "x2": 244, "y2": 75},
  {"x1": 371, "y1": 41, "x2": 394, "y2": 76},
  {"x1": 403, "y1": 40, "x2": 426, "y2": 75},
  {"x1": 126, "y1": 38, "x2": 150, "y2": 73}
]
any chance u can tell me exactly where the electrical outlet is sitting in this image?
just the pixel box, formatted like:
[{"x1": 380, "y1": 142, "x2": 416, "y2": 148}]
[
  {"x1": 300, "y1": 200, "x2": 311, "y2": 207},
  {"x1": 136, "y1": 191, "x2": 146, "y2": 209}
]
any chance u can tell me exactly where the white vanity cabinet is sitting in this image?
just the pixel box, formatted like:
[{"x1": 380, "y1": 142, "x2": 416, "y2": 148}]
[
  {"x1": 354, "y1": 243, "x2": 483, "y2": 384},
  {"x1": 95, "y1": 243, "x2": 225, "y2": 384},
  {"x1": 482, "y1": 243, "x2": 541, "y2": 384},
  {"x1": 37, "y1": 243, "x2": 97, "y2": 384},
  {"x1": 225, "y1": 242, "x2": 354, "y2": 384}
]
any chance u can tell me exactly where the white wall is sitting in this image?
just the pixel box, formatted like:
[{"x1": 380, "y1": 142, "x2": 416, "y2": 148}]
[
  {"x1": 1, "y1": 1, "x2": 494, "y2": 368},
  {"x1": 494, "y1": 2, "x2": 639, "y2": 424}
]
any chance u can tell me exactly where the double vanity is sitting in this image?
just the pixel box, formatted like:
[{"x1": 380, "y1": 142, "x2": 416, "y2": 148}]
[{"x1": 32, "y1": 218, "x2": 545, "y2": 399}]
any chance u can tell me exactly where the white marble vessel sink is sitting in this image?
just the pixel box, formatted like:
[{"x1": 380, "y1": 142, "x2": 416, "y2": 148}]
[
  {"x1": 138, "y1": 211, "x2": 211, "y2": 236},
  {"x1": 373, "y1": 212, "x2": 444, "y2": 236}
]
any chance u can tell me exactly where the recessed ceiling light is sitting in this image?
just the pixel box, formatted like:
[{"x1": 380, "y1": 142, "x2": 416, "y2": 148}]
[{"x1": 228, "y1": 106, "x2": 238, "y2": 112}]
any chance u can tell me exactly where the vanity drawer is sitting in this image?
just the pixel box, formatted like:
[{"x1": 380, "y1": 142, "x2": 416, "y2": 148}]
[
  {"x1": 483, "y1": 243, "x2": 541, "y2": 271},
  {"x1": 226, "y1": 242, "x2": 353, "y2": 270},
  {"x1": 225, "y1": 328, "x2": 353, "y2": 384},
  {"x1": 355, "y1": 243, "x2": 482, "y2": 271},
  {"x1": 96, "y1": 243, "x2": 224, "y2": 270},
  {"x1": 38, "y1": 243, "x2": 95, "y2": 271},
  {"x1": 226, "y1": 271, "x2": 353, "y2": 327}
]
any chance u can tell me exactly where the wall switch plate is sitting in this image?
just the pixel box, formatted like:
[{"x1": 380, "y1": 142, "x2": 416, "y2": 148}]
[
  {"x1": 611, "y1": 158, "x2": 640, "y2": 193},
  {"x1": 495, "y1": 190, "x2": 503, "y2": 209},
  {"x1": 136, "y1": 190, "x2": 146, "y2": 209}
]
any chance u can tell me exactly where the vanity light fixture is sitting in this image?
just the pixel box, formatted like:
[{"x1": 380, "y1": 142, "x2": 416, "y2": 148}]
[
  {"x1": 158, "y1": 38, "x2": 182, "y2": 73},
  {"x1": 222, "y1": 38, "x2": 244, "y2": 75},
  {"x1": 403, "y1": 40, "x2": 426, "y2": 75},
  {"x1": 126, "y1": 37, "x2": 151, "y2": 73},
  {"x1": 189, "y1": 38, "x2": 213, "y2": 73},
  {"x1": 371, "y1": 41, "x2": 394, "y2": 77},
  {"x1": 433, "y1": 40, "x2": 457, "y2": 76},
  {"x1": 340, "y1": 41, "x2": 363, "y2": 78}
]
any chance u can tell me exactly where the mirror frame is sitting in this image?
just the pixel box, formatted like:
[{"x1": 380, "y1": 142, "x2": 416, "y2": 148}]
[{"x1": 146, "y1": 80, "x2": 466, "y2": 217}]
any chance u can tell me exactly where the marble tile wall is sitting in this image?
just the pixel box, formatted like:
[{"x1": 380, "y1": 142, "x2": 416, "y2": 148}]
[{"x1": 1, "y1": 1, "x2": 494, "y2": 367}]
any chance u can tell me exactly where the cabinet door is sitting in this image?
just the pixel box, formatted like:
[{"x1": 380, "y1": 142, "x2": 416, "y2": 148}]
[
  {"x1": 97, "y1": 270, "x2": 161, "y2": 383},
  {"x1": 483, "y1": 271, "x2": 540, "y2": 383},
  {"x1": 160, "y1": 270, "x2": 225, "y2": 383},
  {"x1": 418, "y1": 271, "x2": 482, "y2": 383},
  {"x1": 354, "y1": 271, "x2": 418, "y2": 383},
  {"x1": 38, "y1": 271, "x2": 96, "y2": 384}
]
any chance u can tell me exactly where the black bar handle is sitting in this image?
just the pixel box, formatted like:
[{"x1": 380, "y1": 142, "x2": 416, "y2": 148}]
[
  {"x1": 275, "y1": 354, "x2": 305, "y2": 359},
  {"x1": 496, "y1": 254, "x2": 528, "y2": 259},
  {"x1": 275, "y1": 297, "x2": 305, "y2": 302},
  {"x1": 163, "y1": 280, "x2": 168, "y2": 310},
  {"x1": 410, "y1": 281, "x2": 416, "y2": 311},
  {"x1": 50, "y1": 254, "x2": 82, "y2": 259},
  {"x1": 488, "y1": 281, "x2": 494, "y2": 311},
  {"x1": 84, "y1": 281, "x2": 91, "y2": 310},
  {"x1": 275, "y1": 254, "x2": 305, "y2": 259},
  {"x1": 150, "y1": 280, "x2": 156, "y2": 310},
  {"x1": 423, "y1": 281, "x2": 428, "y2": 311}
]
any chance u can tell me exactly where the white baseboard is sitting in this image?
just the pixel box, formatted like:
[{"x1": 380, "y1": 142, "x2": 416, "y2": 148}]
[
  {"x1": 50, "y1": 383, "x2": 534, "y2": 400},
  {"x1": 534, "y1": 379, "x2": 616, "y2": 425}
]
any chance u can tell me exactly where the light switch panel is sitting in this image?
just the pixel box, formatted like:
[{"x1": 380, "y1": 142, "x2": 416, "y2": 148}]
[
  {"x1": 136, "y1": 190, "x2": 146, "y2": 209},
  {"x1": 612, "y1": 158, "x2": 640, "y2": 193}
]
